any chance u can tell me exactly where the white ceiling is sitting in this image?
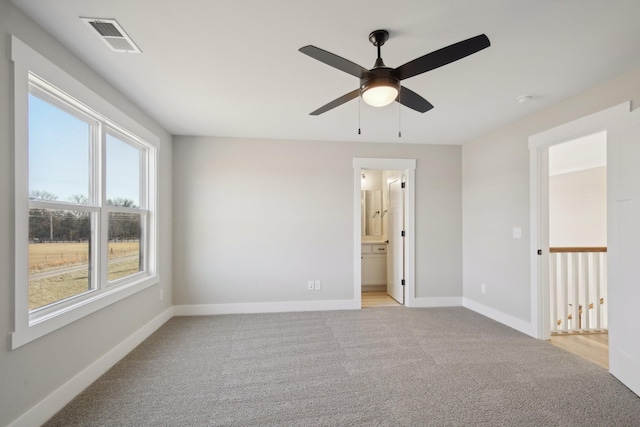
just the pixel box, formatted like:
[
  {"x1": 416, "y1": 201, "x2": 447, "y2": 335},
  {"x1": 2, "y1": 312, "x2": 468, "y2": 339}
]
[
  {"x1": 10, "y1": 0, "x2": 640, "y2": 145},
  {"x1": 549, "y1": 131, "x2": 606, "y2": 176}
]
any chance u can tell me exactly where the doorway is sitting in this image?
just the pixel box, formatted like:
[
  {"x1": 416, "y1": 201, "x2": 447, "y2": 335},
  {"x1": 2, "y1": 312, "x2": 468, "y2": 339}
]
[
  {"x1": 353, "y1": 158, "x2": 416, "y2": 309},
  {"x1": 361, "y1": 170, "x2": 403, "y2": 307},
  {"x1": 548, "y1": 134, "x2": 608, "y2": 333},
  {"x1": 547, "y1": 133, "x2": 609, "y2": 366},
  {"x1": 531, "y1": 101, "x2": 640, "y2": 395},
  {"x1": 529, "y1": 102, "x2": 629, "y2": 340}
]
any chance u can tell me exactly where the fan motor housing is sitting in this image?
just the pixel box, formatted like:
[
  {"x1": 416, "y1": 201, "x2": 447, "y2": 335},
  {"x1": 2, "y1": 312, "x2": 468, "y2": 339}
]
[{"x1": 360, "y1": 69, "x2": 400, "y2": 94}]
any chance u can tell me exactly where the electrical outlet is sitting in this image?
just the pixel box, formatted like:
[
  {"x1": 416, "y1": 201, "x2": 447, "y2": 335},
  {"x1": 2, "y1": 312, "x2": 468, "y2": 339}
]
[
  {"x1": 512, "y1": 227, "x2": 522, "y2": 239},
  {"x1": 159, "y1": 289, "x2": 164, "y2": 301},
  {"x1": 481, "y1": 283, "x2": 486, "y2": 294},
  {"x1": 314, "y1": 280, "x2": 322, "y2": 290},
  {"x1": 307, "y1": 280, "x2": 315, "y2": 290}
]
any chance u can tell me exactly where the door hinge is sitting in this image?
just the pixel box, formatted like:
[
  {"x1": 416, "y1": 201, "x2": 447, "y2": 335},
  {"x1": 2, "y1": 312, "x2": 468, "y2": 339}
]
[
  {"x1": 537, "y1": 249, "x2": 542, "y2": 255},
  {"x1": 401, "y1": 182, "x2": 406, "y2": 189},
  {"x1": 401, "y1": 279, "x2": 405, "y2": 286},
  {"x1": 401, "y1": 230, "x2": 405, "y2": 237}
]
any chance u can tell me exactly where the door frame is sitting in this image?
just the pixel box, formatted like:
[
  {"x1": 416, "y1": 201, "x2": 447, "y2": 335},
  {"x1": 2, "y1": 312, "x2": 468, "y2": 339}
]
[
  {"x1": 353, "y1": 158, "x2": 416, "y2": 308},
  {"x1": 528, "y1": 102, "x2": 630, "y2": 339}
]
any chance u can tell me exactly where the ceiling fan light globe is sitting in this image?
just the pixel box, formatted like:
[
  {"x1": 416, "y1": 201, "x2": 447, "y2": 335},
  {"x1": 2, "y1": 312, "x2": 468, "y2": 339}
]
[{"x1": 362, "y1": 85, "x2": 398, "y2": 107}]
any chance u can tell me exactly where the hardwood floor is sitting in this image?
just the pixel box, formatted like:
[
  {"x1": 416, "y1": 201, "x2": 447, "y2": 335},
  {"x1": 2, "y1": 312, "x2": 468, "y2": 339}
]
[
  {"x1": 550, "y1": 332, "x2": 608, "y2": 369},
  {"x1": 362, "y1": 291, "x2": 401, "y2": 308}
]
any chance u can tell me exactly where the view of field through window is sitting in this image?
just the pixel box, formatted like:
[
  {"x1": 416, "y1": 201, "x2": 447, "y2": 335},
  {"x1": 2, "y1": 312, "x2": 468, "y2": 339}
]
[
  {"x1": 28, "y1": 209, "x2": 142, "y2": 310},
  {"x1": 28, "y1": 90, "x2": 145, "y2": 311}
]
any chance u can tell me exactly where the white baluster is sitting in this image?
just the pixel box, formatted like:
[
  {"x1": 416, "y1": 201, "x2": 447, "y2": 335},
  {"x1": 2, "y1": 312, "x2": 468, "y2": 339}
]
[
  {"x1": 602, "y1": 253, "x2": 608, "y2": 330},
  {"x1": 581, "y1": 252, "x2": 590, "y2": 332},
  {"x1": 550, "y1": 253, "x2": 558, "y2": 333},
  {"x1": 593, "y1": 252, "x2": 601, "y2": 331},
  {"x1": 571, "y1": 253, "x2": 580, "y2": 332},
  {"x1": 561, "y1": 253, "x2": 569, "y2": 333}
]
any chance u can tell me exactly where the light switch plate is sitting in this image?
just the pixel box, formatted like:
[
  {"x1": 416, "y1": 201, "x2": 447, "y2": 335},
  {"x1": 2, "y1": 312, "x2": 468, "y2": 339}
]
[{"x1": 512, "y1": 227, "x2": 522, "y2": 239}]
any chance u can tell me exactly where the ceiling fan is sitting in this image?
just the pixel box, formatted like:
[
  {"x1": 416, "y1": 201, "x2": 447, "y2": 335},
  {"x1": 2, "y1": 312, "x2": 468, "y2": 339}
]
[{"x1": 299, "y1": 30, "x2": 490, "y2": 115}]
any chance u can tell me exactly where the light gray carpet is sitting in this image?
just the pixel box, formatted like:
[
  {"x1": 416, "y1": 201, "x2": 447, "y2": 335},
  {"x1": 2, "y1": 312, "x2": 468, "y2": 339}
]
[{"x1": 45, "y1": 307, "x2": 640, "y2": 426}]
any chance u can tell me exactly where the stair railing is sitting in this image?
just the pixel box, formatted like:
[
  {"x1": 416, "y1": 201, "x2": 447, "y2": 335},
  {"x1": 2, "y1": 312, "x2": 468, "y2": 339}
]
[{"x1": 549, "y1": 247, "x2": 607, "y2": 333}]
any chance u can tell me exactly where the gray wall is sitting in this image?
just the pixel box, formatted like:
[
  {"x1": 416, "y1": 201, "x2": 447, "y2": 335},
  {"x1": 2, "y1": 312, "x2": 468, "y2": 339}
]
[
  {"x1": 462, "y1": 66, "x2": 640, "y2": 322},
  {"x1": 173, "y1": 137, "x2": 462, "y2": 305},
  {"x1": 549, "y1": 166, "x2": 607, "y2": 247},
  {"x1": 0, "y1": 2, "x2": 173, "y2": 425}
]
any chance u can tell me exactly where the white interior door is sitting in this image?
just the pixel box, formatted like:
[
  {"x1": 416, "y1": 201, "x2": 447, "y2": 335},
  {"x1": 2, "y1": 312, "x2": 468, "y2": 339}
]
[
  {"x1": 387, "y1": 178, "x2": 404, "y2": 304},
  {"x1": 608, "y1": 107, "x2": 640, "y2": 396}
]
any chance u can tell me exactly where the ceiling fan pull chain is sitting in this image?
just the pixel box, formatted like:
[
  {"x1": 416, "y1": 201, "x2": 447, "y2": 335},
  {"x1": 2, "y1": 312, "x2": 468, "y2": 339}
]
[
  {"x1": 398, "y1": 91, "x2": 402, "y2": 138},
  {"x1": 358, "y1": 97, "x2": 362, "y2": 135}
]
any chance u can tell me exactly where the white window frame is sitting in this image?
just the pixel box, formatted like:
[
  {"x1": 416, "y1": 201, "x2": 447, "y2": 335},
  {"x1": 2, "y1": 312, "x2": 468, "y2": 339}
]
[
  {"x1": 11, "y1": 35, "x2": 159, "y2": 349},
  {"x1": 103, "y1": 127, "x2": 149, "y2": 287}
]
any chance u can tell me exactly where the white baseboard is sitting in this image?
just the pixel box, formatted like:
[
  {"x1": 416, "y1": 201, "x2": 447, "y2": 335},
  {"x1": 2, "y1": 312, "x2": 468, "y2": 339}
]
[
  {"x1": 462, "y1": 298, "x2": 536, "y2": 337},
  {"x1": 411, "y1": 297, "x2": 462, "y2": 307},
  {"x1": 9, "y1": 307, "x2": 174, "y2": 427},
  {"x1": 174, "y1": 299, "x2": 359, "y2": 316}
]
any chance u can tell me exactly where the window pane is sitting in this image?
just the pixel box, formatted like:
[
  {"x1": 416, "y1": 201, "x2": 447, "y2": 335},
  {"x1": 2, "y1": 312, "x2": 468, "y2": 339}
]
[
  {"x1": 108, "y1": 212, "x2": 142, "y2": 281},
  {"x1": 106, "y1": 133, "x2": 141, "y2": 208},
  {"x1": 28, "y1": 94, "x2": 90, "y2": 204},
  {"x1": 29, "y1": 208, "x2": 93, "y2": 310}
]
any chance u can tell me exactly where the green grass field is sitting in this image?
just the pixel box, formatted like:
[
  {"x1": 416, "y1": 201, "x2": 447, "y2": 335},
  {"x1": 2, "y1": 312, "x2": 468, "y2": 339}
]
[{"x1": 29, "y1": 241, "x2": 140, "y2": 310}]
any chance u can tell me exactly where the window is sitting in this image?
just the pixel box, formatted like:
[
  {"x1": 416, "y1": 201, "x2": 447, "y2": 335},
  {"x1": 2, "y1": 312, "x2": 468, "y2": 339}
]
[
  {"x1": 28, "y1": 85, "x2": 97, "y2": 311},
  {"x1": 105, "y1": 131, "x2": 146, "y2": 282},
  {"x1": 12, "y1": 36, "x2": 158, "y2": 348}
]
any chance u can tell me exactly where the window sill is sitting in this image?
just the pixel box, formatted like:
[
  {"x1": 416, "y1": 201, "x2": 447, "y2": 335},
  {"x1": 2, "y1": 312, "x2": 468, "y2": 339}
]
[{"x1": 11, "y1": 274, "x2": 159, "y2": 349}]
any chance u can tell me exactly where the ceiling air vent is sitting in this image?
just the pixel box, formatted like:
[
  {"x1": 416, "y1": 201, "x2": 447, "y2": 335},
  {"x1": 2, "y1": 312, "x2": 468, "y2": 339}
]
[{"x1": 81, "y1": 18, "x2": 141, "y2": 53}]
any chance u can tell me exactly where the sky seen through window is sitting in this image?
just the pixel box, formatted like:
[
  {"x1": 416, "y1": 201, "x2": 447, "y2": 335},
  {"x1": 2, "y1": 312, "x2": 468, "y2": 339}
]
[{"x1": 29, "y1": 93, "x2": 141, "y2": 205}]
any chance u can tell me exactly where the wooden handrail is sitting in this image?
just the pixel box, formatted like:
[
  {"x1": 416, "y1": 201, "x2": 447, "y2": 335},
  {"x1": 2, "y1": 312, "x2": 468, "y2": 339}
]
[{"x1": 549, "y1": 247, "x2": 607, "y2": 253}]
